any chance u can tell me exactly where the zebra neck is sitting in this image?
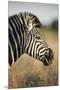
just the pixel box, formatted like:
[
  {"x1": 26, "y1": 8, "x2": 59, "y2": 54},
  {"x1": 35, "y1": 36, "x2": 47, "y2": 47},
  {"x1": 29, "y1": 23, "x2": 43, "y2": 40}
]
[{"x1": 24, "y1": 32, "x2": 33, "y2": 55}]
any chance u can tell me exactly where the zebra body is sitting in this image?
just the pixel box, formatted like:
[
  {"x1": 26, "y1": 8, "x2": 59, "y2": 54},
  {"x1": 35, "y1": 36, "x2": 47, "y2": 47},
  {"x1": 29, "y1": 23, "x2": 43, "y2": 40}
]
[{"x1": 8, "y1": 12, "x2": 54, "y2": 66}]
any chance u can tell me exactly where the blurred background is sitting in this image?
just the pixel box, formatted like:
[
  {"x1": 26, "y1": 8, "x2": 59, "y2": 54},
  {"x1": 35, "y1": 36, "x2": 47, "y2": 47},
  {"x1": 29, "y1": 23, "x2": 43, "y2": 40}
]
[
  {"x1": 8, "y1": 1, "x2": 58, "y2": 26},
  {"x1": 8, "y1": 1, "x2": 58, "y2": 88}
]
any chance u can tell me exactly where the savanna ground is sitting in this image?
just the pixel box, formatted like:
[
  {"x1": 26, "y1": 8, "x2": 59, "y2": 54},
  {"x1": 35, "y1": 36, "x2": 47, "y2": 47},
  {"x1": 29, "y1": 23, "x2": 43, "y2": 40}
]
[{"x1": 8, "y1": 27, "x2": 58, "y2": 89}]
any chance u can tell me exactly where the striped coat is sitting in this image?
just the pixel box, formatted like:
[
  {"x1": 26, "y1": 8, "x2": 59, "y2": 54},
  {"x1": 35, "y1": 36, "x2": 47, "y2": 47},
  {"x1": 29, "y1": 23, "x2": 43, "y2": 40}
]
[{"x1": 8, "y1": 12, "x2": 54, "y2": 66}]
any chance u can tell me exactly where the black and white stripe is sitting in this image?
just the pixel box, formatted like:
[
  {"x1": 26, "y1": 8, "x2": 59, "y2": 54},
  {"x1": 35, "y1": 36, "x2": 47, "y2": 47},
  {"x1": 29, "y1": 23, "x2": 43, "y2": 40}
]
[{"x1": 8, "y1": 12, "x2": 54, "y2": 66}]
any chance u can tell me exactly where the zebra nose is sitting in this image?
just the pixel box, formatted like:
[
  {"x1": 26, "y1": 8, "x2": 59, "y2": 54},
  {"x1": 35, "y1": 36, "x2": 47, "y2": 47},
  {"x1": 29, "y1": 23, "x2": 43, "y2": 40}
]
[
  {"x1": 43, "y1": 48, "x2": 54, "y2": 66},
  {"x1": 48, "y1": 48, "x2": 54, "y2": 61}
]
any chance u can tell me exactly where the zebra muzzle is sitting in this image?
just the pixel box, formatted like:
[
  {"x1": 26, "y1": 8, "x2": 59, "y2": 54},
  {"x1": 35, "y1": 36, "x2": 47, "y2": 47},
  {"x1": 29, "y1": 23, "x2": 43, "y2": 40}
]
[{"x1": 43, "y1": 48, "x2": 54, "y2": 66}]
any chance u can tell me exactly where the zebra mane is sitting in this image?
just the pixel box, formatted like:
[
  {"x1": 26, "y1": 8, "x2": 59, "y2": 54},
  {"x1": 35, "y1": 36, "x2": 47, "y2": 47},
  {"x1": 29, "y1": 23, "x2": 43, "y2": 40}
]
[
  {"x1": 26, "y1": 12, "x2": 42, "y2": 31},
  {"x1": 18, "y1": 12, "x2": 42, "y2": 31},
  {"x1": 28, "y1": 12, "x2": 41, "y2": 27}
]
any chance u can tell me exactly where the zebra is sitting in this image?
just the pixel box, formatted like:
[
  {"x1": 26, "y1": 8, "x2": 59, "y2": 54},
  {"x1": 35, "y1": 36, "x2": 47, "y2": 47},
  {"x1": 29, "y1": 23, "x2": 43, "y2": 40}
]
[{"x1": 8, "y1": 12, "x2": 54, "y2": 66}]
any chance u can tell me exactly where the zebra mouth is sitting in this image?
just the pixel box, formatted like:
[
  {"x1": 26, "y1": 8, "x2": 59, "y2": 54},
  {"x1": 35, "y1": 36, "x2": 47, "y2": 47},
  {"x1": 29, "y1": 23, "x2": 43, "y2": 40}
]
[
  {"x1": 43, "y1": 58, "x2": 52, "y2": 66},
  {"x1": 39, "y1": 55, "x2": 53, "y2": 66},
  {"x1": 43, "y1": 54, "x2": 54, "y2": 66}
]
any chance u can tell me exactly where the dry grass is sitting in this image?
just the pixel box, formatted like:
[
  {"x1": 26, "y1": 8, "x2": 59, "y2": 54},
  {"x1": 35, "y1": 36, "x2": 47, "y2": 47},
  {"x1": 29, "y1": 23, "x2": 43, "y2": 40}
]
[{"x1": 8, "y1": 28, "x2": 58, "y2": 88}]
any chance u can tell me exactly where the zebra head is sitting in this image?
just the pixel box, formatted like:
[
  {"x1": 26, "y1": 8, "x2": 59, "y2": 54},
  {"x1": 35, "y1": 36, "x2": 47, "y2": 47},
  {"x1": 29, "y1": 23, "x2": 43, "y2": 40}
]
[{"x1": 25, "y1": 27, "x2": 54, "y2": 66}]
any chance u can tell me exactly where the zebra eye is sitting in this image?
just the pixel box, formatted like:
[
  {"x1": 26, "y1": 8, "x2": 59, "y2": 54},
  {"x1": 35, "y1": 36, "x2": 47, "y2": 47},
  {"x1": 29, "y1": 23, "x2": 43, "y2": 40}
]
[{"x1": 35, "y1": 36, "x2": 41, "y2": 39}]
